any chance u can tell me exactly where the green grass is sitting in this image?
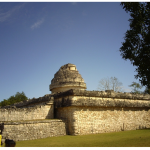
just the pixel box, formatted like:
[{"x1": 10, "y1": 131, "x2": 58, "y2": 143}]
[{"x1": 5, "y1": 129, "x2": 150, "y2": 147}]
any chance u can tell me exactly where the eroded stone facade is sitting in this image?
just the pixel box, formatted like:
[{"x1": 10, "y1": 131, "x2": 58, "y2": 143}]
[
  {"x1": 0, "y1": 94, "x2": 54, "y2": 121},
  {"x1": 56, "y1": 106, "x2": 150, "y2": 135},
  {"x1": 0, "y1": 120, "x2": 66, "y2": 142},
  {"x1": 0, "y1": 104, "x2": 53, "y2": 121},
  {"x1": 54, "y1": 89, "x2": 150, "y2": 135},
  {"x1": 50, "y1": 63, "x2": 86, "y2": 93},
  {"x1": 0, "y1": 63, "x2": 150, "y2": 142}
]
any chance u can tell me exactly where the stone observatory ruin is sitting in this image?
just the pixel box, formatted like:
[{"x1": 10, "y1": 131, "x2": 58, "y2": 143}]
[
  {"x1": 0, "y1": 63, "x2": 150, "y2": 141},
  {"x1": 50, "y1": 63, "x2": 87, "y2": 94}
]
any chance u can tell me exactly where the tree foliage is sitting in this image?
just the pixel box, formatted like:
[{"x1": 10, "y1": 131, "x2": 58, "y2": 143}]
[
  {"x1": 144, "y1": 86, "x2": 150, "y2": 94},
  {"x1": 120, "y1": 2, "x2": 150, "y2": 92},
  {"x1": 98, "y1": 77, "x2": 123, "y2": 92},
  {"x1": 0, "y1": 92, "x2": 28, "y2": 107},
  {"x1": 129, "y1": 82, "x2": 142, "y2": 94}
]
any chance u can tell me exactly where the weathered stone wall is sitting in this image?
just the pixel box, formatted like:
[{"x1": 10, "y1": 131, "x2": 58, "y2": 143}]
[
  {"x1": 54, "y1": 95, "x2": 150, "y2": 109},
  {"x1": 73, "y1": 106, "x2": 150, "y2": 135},
  {"x1": 0, "y1": 104, "x2": 54, "y2": 121},
  {"x1": 55, "y1": 107, "x2": 75, "y2": 135},
  {"x1": 54, "y1": 89, "x2": 150, "y2": 101},
  {"x1": 51, "y1": 87, "x2": 85, "y2": 94},
  {"x1": 1, "y1": 88, "x2": 150, "y2": 140},
  {"x1": 50, "y1": 64, "x2": 86, "y2": 94},
  {"x1": 56, "y1": 106, "x2": 150, "y2": 135},
  {"x1": 0, "y1": 119, "x2": 66, "y2": 141},
  {"x1": 54, "y1": 90, "x2": 150, "y2": 135}
]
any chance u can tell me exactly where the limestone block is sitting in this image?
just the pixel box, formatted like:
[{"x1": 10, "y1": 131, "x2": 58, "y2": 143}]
[{"x1": 0, "y1": 120, "x2": 66, "y2": 141}]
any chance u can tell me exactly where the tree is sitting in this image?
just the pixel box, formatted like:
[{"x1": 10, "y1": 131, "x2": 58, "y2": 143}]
[
  {"x1": 129, "y1": 82, "x2": 142, "y2": 94},
  {"x1": 120, "y1": 2, "x2": 150, "y2": 93},
  {"x1": 0, "y1": 91, "x2": 28, "y2": 107},
  {"x1": 98, "y1": 77, "x2": 123, "y2": 92},
  {"x1": 144, "y1": 86, "x2": 150, "y2": 94}
]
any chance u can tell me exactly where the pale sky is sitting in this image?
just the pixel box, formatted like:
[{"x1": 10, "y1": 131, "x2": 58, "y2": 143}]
[{"x1": 0, "y1": 2, "x2": 142, "y2": 101}]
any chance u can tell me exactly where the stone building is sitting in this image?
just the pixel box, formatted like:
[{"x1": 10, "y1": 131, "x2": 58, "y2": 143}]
[
  {"x1": 50, "y1": 63, "x2": 86, "y2": 94},
  {"x1": 0, "y1": 63, "x2": 150, "y2": 141}
]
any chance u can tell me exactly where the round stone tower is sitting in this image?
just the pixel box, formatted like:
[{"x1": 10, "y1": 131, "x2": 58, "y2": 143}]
[{"x1": 49, "y1": 63, "x2": 87, "y2": 93}]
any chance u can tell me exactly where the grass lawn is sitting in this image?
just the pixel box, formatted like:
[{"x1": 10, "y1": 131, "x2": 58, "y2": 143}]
[{"x1": 5, "y1": 128, "x2": 150, "y2": 147}]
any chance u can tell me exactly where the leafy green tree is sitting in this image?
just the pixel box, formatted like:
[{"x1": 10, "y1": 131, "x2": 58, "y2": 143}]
[
  {"x1": 120, "y1": 2, "x2": 150, "y2": 93},
  {"x1": 129, "y1": 82, "x2": 142, "y2": 94},
  {"x1": 0, "y1": 92, "x2": 28, "y2": 107},
  {"x1": 144, "y1": 86, "x2": 150, "y2": 94}
]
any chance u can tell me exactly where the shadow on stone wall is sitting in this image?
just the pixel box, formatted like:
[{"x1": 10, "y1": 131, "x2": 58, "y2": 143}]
[
  {"x1": 138, "y1": 128, "x2": 150, "y2": 130},
  {"x1": 0, "y1": 123, "x2": 4, "y2": 134},
  {"x1": 138, "y1": 125, "x2": 150, "y2": 130},
  {"x1": 45, "y1": 105, "x2": 54, "y2": 119}
]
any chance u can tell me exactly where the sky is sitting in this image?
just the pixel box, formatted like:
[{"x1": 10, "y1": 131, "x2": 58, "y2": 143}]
[{"x1": 0, "y1": 2, "x2": 144, "y2": 101}]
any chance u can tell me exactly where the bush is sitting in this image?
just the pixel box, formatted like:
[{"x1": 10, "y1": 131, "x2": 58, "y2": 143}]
[{"x1": 0, "y1": 92, "x2": 28, "y2": 107}]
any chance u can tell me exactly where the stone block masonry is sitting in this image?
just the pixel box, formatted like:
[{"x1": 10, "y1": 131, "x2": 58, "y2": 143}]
[
  {"x1": 0, "y1": 104, "x2": 53, "y2": 121},
  {"x1": 73, "y1": 106, "x2": 150, "y2": 135},
  {"x1": 0, "y1": 95, "x2": 54, "y2": 121},
  {"x1": 56, "y1": 106, "x2": 150, "y2": 135},
  {"x1": 0, "y1": 119, "x2": 66, "y2": 141},
  {"x1": 54, "y1": 89, "x2": 150, "y2": 135},
  {"x1": 1, "y1": 63, "x2": 150, "y2": 141}
]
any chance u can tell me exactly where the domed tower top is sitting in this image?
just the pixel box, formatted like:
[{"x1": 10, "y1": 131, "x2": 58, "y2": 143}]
[{"x1": 49, "y1": 63, "x2": 87, "y2": 93}]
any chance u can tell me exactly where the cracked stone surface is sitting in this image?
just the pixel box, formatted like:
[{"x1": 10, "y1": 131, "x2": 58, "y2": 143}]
[{"x1": 49, "y1": 63, "x2": 86, "y2": 93}]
